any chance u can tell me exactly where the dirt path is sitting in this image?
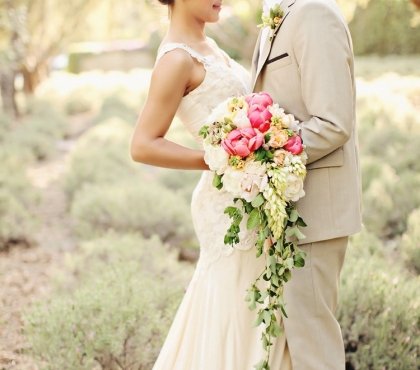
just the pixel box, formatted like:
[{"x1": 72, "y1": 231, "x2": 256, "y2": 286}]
[{"x1": 0, "y1": 114, "x2": 92, "y2": 370}]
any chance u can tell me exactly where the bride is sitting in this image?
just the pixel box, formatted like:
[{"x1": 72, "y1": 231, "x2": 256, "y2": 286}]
[{"x1": 130, "y1": 0, "x2": 292, "y2": 368}]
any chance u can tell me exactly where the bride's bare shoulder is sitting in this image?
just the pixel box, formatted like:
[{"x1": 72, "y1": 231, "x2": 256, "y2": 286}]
[{"x1": 156, "y1": 44, "x2": 195, "y2": 69}]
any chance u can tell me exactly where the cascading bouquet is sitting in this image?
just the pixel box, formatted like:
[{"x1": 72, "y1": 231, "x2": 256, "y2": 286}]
[{"x1": 199, "y1": 92, "x2": 307, "y2": 370}]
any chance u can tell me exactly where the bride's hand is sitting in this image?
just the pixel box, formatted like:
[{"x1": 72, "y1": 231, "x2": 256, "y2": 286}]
[{"x1": 130, "y1": 49, "x2": 209, "y2": 170}]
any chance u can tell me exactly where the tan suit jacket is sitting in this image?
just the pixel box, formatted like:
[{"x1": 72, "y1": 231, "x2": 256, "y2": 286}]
[{"x1": 252, "y1": 0, "x2": 362, "y2": 244}]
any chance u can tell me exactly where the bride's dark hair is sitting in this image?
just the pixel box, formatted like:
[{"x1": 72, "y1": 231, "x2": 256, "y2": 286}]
[{"x1": 158, "y1": 0, "x2": 174, "y2": 4}]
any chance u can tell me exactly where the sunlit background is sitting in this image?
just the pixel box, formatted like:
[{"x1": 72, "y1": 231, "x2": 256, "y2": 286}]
[{"x1": 0, "y1": 0, "x2": 419, "y2": 369}]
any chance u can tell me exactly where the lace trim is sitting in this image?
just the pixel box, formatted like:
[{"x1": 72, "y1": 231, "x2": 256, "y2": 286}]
[{"x1": 156, "y1": 43, "x2": 211, "y2": 67}]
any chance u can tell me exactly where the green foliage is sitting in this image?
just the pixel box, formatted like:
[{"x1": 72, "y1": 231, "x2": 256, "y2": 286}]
[
  {"x1": 157, "y1": 168, "x2": 201, "y2": 202},
  {"x1": 358, "y1": 74, "x2": 420, "y2": 238},
  {"x1": 70, "y1": 178, "x2": 195, "y2": 246},
  {"x1": 5, "y1": 99, "x2": 69, "y2": 161},
  {"x1": 349, "y1": 0, "x2": 420, "y2": 55},
  {"x1": 339, "y1": 230, "x2": 420, "y2": 369},
  {"x1": 64, "y1": 117, "x2": 141, "y2": 199},
  {"x1": 23, "y1": 233, "x2": 193, "y2": 370},
  {"x1": 64, "y1": 90, "x2": 94, "y2": 115},
  {"x1": 92, "y1": 94, "x2": 138, "y2": 126},
  {"x1": 0, "y1": 153, "x2": 39, "y2": 249},
  {"x1": 401, "y1": 208, "x2": 420, "y2": 274}
]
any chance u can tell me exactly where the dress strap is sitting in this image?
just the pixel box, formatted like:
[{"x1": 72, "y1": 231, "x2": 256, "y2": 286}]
[{"x1": 156, "y1": 43, "x2": 209, "y2": 67}]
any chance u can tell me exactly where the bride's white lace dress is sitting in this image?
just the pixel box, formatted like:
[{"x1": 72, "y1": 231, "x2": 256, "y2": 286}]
[{"x1": 152, "y1": 39, "x2": 292, "y2": 370}]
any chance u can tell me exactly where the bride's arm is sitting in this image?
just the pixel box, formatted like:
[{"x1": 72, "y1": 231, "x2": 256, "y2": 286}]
[{"x1": 130, "y1": 50, "x2": 209, "y2": 170}]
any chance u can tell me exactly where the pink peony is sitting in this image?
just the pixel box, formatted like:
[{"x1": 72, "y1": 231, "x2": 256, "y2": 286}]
[
  {"x1": 283, "y1": 135, "x2": 304, "y2": 155},
  {"x1": 246, "y1": 92, "x2": 273, "y2": 108},
  {"x1": 222, "y1": 128, "x2": 264, "y2": 158},
  {"x1": 247, "y1": 104, "x2": 272, "y2": 133}
]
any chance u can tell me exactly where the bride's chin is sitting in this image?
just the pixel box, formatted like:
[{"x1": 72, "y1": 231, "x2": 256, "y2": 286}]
[{"x1": 206, "y1": 13, "x2": 220, "y2": 23}]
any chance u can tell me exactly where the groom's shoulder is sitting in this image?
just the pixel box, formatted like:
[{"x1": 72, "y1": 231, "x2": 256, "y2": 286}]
[{"x1": 294, "y1": 0, "x2": 345, "y2": 23}]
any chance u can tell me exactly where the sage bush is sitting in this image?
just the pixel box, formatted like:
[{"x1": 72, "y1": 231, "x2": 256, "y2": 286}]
[
  {"x1": 23, "y1": 233, "x2": 193, "y2": 370},
  {"x1": 401, "y1": 208, "x2": 420, "y2": 274},
  {"x1": 339, "y1": 230, "x2": 420, "y2": 369}
]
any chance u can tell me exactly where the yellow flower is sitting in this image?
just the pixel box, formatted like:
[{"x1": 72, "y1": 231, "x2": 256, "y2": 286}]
[
  {"x1": 268, "y1": 127, "x2": 289, "y2": 148},
  {"x1": 273, "y1": 149, "x2": 288, "y2": 166}
]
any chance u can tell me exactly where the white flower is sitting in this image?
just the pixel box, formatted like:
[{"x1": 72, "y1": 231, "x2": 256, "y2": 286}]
[
  {"x1": 263, "y1": 0, "x2": 282, "y2": 16},
  {"x1": 222, "y1": 161, "x2": 268, "y2": 202},
  {"x1": 204, "y1": 144, "x2": 229, "y2": 175},
  {"x1": 284, "y1": 173, "x2": 305, "y2": 202},
  {"x1": 205, "y1": 98, "x2": 231, "y2": 125},
  {"x1": 222, "y1": 167, "x2": 244, "y2": 196},
  {"x1": 232, "y1": 108, "x2": 252, "y2": 129},
  {"x1": 268, "y1": 103, "x2": 285, "y2": 118}
]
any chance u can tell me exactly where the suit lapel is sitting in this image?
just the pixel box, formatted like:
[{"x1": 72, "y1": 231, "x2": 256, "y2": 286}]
[
  {"x1": 251, "y1": 31, "x2": 262, "y2": 84},
  {"x1": 252, "y1": 0, "x2": 297, "y2": 90}
]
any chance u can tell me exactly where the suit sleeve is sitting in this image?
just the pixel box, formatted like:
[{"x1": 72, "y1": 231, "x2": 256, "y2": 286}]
[{"x1": 292, "y1": 1, "x2": 355, "y2": 164}]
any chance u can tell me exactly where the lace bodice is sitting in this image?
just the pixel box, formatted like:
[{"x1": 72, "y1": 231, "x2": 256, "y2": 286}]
[
  {"x1": 156, "y1": 38, "x2": 250, "y2": 145},
  {"x1": 156, "y1": 39, "x2": 256, "y2": 273}
]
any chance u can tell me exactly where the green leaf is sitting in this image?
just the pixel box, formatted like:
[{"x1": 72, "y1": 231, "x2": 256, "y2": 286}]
[
  {"x1": 297, "y1": 216, "x2": 307, "y2": 227},
  {"x1": 247, "y1": 208, "x2": 261, "y2": 230},
  {"x1": 251, "y1": 193, "x2": 265, "y2": 208},
  {"x1": 198, "y1": 125, "x2": 209, "y2": 138},
  {"x1": 289, "y1": 208, "x2": 299, "y2": 223},
  {"x1": 213, "y1": 173, "x2": 222, "y2": 189},
  {"x1": 280, "y1": 304, "x2": 288, "y2": 318},
  {"x1": 294, "y1": 254, "x2": 305, "y2": 268},
  {"x1": 263, "y1": 310, "x2": 271, "y2": 324}
]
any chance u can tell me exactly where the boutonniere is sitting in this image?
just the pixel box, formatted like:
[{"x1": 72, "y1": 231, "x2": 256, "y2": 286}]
[{"x1": 258, "y1": 3, "x2": 284, "y2": 41}]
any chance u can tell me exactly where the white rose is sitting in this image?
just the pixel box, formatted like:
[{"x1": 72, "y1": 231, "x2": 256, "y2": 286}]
[
  {"x1": 222, "y1": 167, "x2": 244, "y2": 197},
  {"x1": 203, "y1": 144, "x2": 229, "y2": 175},
  {"x1": 206, "y1": 98, "x2": 231, "y2": 124},
  {"x1": 284, "y1": 173, "x2": 305, "y2": 202},
  {"x1": 233, "y1": 108, "x2": 252, "y2": 129},
  {"x1": 239, "y1": 161, "x2": 268, "y2": 202}
]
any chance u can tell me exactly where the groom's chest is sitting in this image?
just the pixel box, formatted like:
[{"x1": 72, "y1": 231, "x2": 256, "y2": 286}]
[{"x1": 255, "y1": 9, "x2": 305, "y2": 117}]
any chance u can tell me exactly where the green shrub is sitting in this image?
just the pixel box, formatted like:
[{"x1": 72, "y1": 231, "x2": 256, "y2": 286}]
[
  {"x1": 64, "y1": 90, "x2": 94, "y2": 115},
  {"x1": 23, "y1": 233, "x2": 192, "y2": 370},
  {"x1": 0, "y1": 159, "x2": 39, "y2": 249},
  {"x1": 64, "y1": 117, "x2": 142, "y2": 199},
  {"x1": 339, "y1": 230, "x2": 420, "y2": 369},
  {"x1": 5, "y1": 100, "x2": 69, "y2": 161},
  {"x1": 70, "y1": 179, "x2": 195, "y2": 246},
  {"x1": 0, "y1": 189, "x2": 37, "y2": 249},
  {"x1": 401, "y1": 208, "x2": 420, "y2": 274},
  {"x1": 157, "y1": 168, "x2": 201, "y2": 203},
  {"x1": 92, "y1": 95, "x2": 138, "y2": 126},
  {"x1": 349, "y1": 0, "x2": 420, "y2": 55}
]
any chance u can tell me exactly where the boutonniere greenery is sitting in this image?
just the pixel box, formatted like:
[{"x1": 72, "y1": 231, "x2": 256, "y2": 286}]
[{"x1": 258, "y1": 3, "x2": 285, "y2": 41}]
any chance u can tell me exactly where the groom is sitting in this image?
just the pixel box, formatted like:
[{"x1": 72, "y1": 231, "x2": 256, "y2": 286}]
[{"x1": 252, "y1": 0, "x2": 362, "y2": 368}]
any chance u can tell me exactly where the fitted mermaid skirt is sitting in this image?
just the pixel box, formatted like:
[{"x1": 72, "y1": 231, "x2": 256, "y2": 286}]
[{"x1": 151, "y1": 171, "x2": 292, "y2": 370}]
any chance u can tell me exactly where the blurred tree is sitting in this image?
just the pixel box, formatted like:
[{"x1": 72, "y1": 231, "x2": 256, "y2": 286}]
[
  {"x1": 411, "y1": 0, "x2": 420, "y2": 9},
  {"x1": 0, "y1": 0, "x2": 99, "y2": 115},
  {"x1": 0, "y1": 0, "x2": 26, "y2": 117}
]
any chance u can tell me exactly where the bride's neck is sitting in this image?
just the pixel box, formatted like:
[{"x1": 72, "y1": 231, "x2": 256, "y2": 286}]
[{"x1": 167, "y1": 8, "x2": 206, "y2": 44}]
